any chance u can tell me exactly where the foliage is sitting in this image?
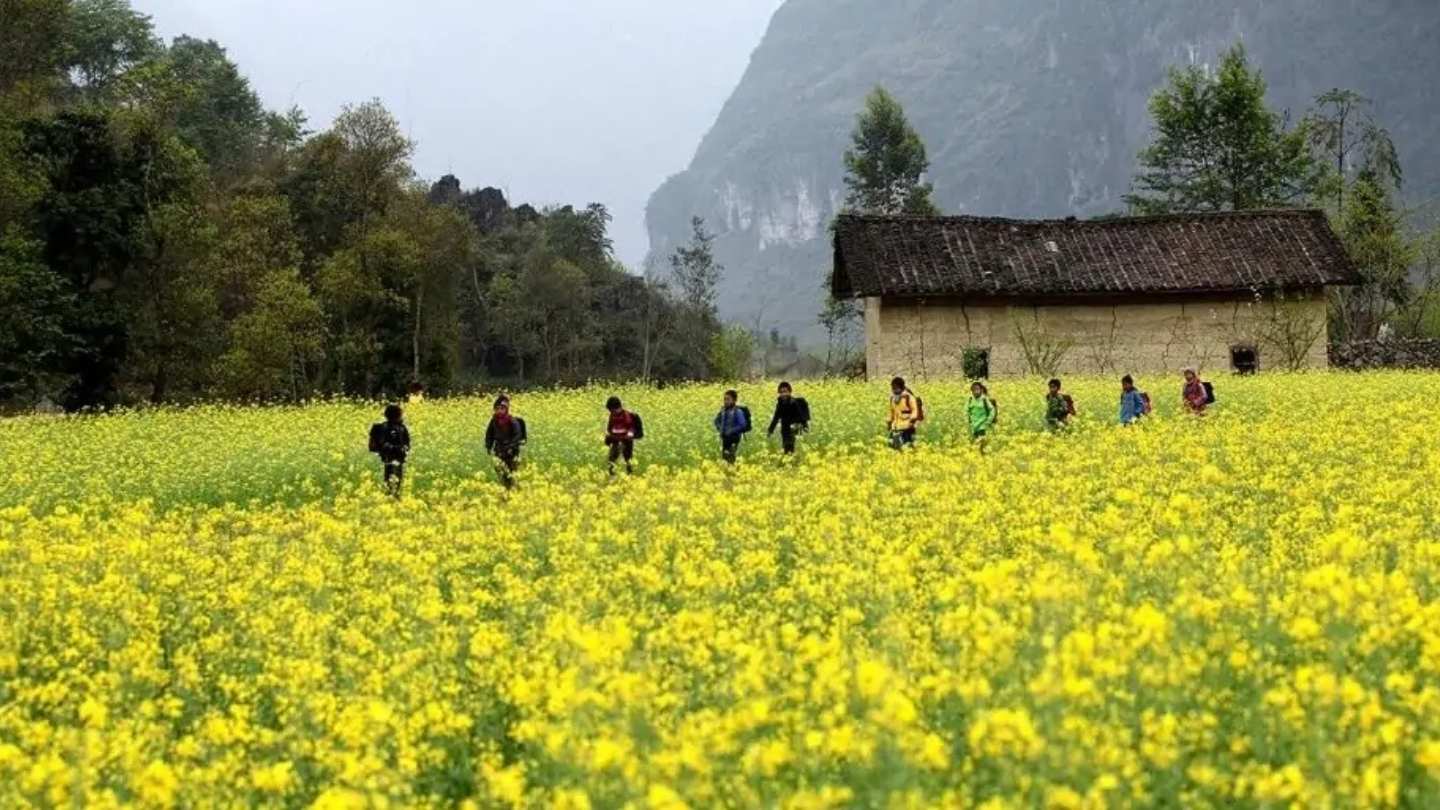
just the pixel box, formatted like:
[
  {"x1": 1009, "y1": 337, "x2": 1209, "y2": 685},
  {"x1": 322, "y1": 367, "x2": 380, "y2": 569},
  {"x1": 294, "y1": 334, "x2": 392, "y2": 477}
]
[
  {"x1": 0, "y1": 0, "x2": 733, "y2": 407},
  {"x1": 3, "y1": 374, "x2": 1440, "y2": 806},
  {"x1": 1331, "y1": 173, "x2": 1417, "y2": 341},
  {"x1": 706, "y1": 324, "x2": 755, "y2": 380},
  {"x1": 1127, "y1": 45, "x2": 1318, "y2": 215},
  {"x1": 818, "y1": 294, "x2": 863, "y2": 376},
  {"x1": 1304, "y1": 89, "x2": 1402, "y2": 212},
  {"x1": 842, "y1": 86, "x2": 938, "y2": 216}
]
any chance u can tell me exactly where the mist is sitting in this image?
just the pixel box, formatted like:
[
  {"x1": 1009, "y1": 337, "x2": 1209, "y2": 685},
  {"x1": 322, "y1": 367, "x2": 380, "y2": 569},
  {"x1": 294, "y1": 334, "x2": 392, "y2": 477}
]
[{"x1": 135, "y1": 0, "x2": 783, "y2": 265}]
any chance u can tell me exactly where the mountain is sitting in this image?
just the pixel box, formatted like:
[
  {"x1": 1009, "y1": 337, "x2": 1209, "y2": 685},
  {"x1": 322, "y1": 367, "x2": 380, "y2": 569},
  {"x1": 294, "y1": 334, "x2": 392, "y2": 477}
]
[{"x1": 645, "y1": 0, "x2": 1440, "y2": 341}]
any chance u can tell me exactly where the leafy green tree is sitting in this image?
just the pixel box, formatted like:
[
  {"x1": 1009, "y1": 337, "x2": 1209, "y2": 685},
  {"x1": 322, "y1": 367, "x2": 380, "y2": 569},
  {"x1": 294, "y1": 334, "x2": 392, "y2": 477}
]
[
  {"x1": 1332, "y1": 171, "x2": 1416, "y2": 341},
  {"x1": 1304, "y1": 89, "x2": 1402, "y2": 213},
  {"x1": 217, "y1": 268, "x2": 326, "y2": 399},
  {"x1": 484, "y1": 254, "x2": 593, "y2": 384},
  {"x1": 65, "y1": 0, "x2": 160, "y2": 102},
  {"x1": 666, "y1": 216, "x2": 723, "y2": 378},
  {"x1": 0, "y1": 0, "x2": 70, "y2": 109},
  {"x1": 164, "y1": 36, "x2": 267, "y2": 180},
  {"x1": 332, "y1": 99, "x2": 413, "y2": 237},
  {"x1": 1127, "y1": 45, "x2": 1318, "y2": 214},
  {"x1": 670, "y1": 216, "x2": 721, "y2": 313},
  {"x1": 707, "y1": 325, "x2": 755, "y2": 380},
  {"x1": 842, "y1": 86, "x2": 938, "y2": 216},
  {"x1": 0, "y1": 233, "x2": 76, "y2": 402}
]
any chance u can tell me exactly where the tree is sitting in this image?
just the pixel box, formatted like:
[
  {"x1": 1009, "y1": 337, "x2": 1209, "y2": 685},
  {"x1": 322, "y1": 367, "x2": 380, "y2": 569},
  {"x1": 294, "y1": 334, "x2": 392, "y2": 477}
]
[
  {"x1": 0, "y1": 232, "x2": 77, "y2": 402},
  {"x1": 1127, "y1": 45, "x2": 1318, "y2": 215},
  {"x1": 0, "y1": 0, "x2": 70, "y2": 109},
  {"x1": 818, "y1": 294, "x2": 863, "y2": 375},
  {"x1": 332, "y1": 99, "x2": 413, "y2": 236},
  {"x1": 164, "y1": 36, "x2": 267, "y2": 180},
  {"x1": 217, "y1": 268, "x2": 326, "y2": 399},
  {"x1": 1305, "y1": 89, "x2": 1401, "y2": 212},
  {"x1": 666, "y1": 216, "x2": 723, "y2": 378},
  {"x1": 670, "y1": 216, "x2": 721, "y2": 313},
  {"x1": 64, "y1": 0, "x2": 160, "y2": 102},
  {"x1": 842, "y1": 86, "x2": 938, "y2": 216},
  {"x1": 707, "y1": 325, "x2": 755, "y2": 381},
  {"x1": 1332, "y1": 172, "x2": 1416, "y2": 341}
]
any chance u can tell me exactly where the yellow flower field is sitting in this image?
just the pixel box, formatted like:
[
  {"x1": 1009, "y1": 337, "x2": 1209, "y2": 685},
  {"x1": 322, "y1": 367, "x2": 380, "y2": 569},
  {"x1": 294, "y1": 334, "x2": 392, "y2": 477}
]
[{"x1": 2, "y1": 372, "x2": 1440, "y2": 808}]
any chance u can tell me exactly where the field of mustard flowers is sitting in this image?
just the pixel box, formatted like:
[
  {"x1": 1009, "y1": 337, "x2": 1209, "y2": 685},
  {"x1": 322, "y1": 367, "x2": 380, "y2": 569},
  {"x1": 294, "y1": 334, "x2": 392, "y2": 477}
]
[{"x1": 3, "y1": 372, "x2": 1440, "y2": 808}]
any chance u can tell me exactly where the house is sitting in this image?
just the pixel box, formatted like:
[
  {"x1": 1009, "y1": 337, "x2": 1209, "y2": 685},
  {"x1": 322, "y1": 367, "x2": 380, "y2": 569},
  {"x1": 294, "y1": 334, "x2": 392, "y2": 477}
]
[{"x1": 831, "y1": 209, "x2": 1361, "y2": 379}]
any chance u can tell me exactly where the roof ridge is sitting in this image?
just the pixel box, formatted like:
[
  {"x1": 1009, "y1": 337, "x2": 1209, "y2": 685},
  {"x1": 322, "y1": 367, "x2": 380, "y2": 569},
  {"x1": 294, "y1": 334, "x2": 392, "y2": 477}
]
[{"x1": 834, "y1": 208, "x2": 1326, "y2": 228}]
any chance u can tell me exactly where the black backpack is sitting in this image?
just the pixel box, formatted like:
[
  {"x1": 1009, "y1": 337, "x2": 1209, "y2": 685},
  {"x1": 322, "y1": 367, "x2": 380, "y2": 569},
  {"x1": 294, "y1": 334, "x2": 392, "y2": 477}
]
[
  {"x1": 631, "y1": 412, "x2": 645, "y2": 440},
  {"x1": 795, "y1": 397, "x2": 811, "y2": 426},
  {"x1": 1203, "y1": 381, "x2": 1216, "y2": 404},
  {"x1": 369, "y1": 422, "x2": 406, "y2": 456},
  {"x1": 740, "y1": 405, "x2": 753, "y2": 434}
]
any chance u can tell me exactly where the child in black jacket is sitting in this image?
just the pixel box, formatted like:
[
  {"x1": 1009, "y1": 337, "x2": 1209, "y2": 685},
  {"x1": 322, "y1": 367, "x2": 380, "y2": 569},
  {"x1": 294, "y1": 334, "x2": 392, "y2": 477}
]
[
  {"x1": 368, "y1": 404, "x2": 411, "y2": 498},
  {"x1": 766, "y1": 381, "x2": 811, "y2": 455}
]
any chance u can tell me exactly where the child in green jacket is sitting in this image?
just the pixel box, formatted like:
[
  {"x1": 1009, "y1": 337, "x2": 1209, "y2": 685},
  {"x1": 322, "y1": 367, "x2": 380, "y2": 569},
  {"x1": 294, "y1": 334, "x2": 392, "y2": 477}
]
[{"x1": 967, "y1": 382, "x2": 997, "y2": 451}]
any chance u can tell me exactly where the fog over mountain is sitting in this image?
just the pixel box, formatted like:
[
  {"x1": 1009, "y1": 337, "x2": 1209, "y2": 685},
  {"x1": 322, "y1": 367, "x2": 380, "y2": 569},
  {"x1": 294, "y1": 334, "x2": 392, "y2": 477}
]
[
  {"x1": 648, "y1": 0, "x2": 1440, "y2": 341},
  {"x1": 136, "y1": 0, "x2": 783, "y2": 265}
]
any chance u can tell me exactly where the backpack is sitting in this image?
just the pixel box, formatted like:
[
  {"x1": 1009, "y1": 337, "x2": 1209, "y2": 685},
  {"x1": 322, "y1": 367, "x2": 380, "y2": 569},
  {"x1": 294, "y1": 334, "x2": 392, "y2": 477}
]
[
  {"x1": 1140, "y1": 392, "x2": 1153, "y2": 415},
  {"x1": 795, "y1": 397, "x2": 811, "y2": 426},
  {"x1": 740, "y1": 405, "x2": 753, "y2": 434},
  {"x1": 913, "y1": 393, "x2": 926, "y2": 423},
  {"x1": 369, "y1": 422, "x2": 406, "y2": 457},
  {"x1": 631, "y1": 412, "x2": 645, "y2": 440},
  {"x1": 1202, "y1": 381, "x2": 1216, "y2": 404},
  {"x1": 1063, "y1": 394, "x2": 1076, "y2": 417}
]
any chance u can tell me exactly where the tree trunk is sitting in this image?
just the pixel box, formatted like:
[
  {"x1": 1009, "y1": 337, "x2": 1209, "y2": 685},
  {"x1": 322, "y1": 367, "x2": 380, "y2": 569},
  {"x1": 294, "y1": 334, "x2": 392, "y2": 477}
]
[{"x1": 412, "y1": 285, "x2": 424, "y2": 381}]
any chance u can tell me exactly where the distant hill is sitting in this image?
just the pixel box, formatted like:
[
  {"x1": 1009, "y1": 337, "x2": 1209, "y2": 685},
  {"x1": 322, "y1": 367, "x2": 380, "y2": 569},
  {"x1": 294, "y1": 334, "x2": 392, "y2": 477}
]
[{"x1": 645, "y1": 0, "x2": 1440, "y2": 341}]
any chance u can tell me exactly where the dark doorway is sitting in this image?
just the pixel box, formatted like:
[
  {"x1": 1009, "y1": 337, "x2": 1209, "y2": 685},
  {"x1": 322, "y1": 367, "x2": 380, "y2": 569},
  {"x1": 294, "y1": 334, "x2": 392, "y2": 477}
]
[{"x1": 1230, "y1": 345, "x2": 1258, "y2": 374}]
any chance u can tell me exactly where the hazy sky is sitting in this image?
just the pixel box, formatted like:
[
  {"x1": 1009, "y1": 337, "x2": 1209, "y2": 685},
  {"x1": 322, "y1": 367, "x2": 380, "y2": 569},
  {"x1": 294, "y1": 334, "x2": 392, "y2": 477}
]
[{"x1": 136, "y1": 0, "x2": 783, "y2": 265}]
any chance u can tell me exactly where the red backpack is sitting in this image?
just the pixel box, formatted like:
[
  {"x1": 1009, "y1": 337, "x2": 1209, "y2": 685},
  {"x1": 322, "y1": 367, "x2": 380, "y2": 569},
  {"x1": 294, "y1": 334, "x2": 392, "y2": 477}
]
[
  {"x1": 1063, "y1": 394, "x2": 1076, "y2": 417},
  {"x1": 1140, "y1": 392, "x2": 1153, "y2": 415}
]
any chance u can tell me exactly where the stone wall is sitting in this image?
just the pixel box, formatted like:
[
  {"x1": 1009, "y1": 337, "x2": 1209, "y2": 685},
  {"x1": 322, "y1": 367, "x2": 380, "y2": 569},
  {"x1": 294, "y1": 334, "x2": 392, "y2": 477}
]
[
  {"x1": 1329, "y1": 339, "x2": 1440, "y2": 370},
  {"x1": 864, "y1": 293, "x2": 1331, "y2": 379}
]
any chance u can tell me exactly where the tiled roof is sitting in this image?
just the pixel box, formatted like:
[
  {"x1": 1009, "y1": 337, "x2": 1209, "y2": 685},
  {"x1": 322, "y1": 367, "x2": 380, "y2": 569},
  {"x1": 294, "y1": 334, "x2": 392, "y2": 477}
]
[{"x1": 832, "y1": 209, "x2": 1361, "y2": 299}]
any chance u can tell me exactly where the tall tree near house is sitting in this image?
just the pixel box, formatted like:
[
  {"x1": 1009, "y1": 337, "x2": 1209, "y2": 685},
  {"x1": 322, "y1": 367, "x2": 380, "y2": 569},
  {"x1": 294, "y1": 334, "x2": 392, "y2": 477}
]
[
  {"x1": 842, "y1": 86, "x2": 938, "y2": 217},
  {"x1": 1305, "y1": 89, "x2": 1402, "y2": 212},
  {"x1": 826, "y1": 87, "x2": 936, "y2": 374},
  {"x1": 1126, "y1": 45, "x2": 1318, "y2": 215},
  {"x1": 1332, "y1": 171, "x2": 1416, "y2": 341},
  {"x1": 818, "y1": 292, "x2": 862, "y2": 375}
]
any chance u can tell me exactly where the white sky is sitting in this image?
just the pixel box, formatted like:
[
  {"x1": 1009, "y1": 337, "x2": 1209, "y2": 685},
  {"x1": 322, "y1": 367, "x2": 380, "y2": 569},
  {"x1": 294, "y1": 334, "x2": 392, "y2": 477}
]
[{"x1": 135, "y1": 0, "x2": 783, "y2": 265}]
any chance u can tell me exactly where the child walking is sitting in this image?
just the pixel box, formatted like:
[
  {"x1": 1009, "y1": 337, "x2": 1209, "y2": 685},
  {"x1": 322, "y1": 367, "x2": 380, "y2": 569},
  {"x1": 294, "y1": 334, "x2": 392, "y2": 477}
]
[
  {"x1": 887, "y1": 377, "x2": 922, "y2": 450},
  {"x1": 767, "y1": 381, "x2": 811, "y2": 455},
  {"x1": 714, "y1": 390, "x2": 751, "y2": 464},
  {"x1": 368, "y1": 404, "x2": 411, "y2": 498},
  {"x1": 968, "y1": 382, "x2": 998, "y2": 451},
  {"x1": 604, "y1": 396, "x2": 644, "y2": 475},
  {"x1": 484, "y1": 395, "x2": 528, "y2": 488}
]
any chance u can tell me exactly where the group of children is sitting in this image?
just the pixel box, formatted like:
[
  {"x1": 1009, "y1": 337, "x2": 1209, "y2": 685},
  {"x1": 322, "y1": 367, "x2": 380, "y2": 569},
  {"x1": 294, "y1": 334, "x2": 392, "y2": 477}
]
[{"x1": 368, "y1": 370, "x2": 1214, "y2": 494}]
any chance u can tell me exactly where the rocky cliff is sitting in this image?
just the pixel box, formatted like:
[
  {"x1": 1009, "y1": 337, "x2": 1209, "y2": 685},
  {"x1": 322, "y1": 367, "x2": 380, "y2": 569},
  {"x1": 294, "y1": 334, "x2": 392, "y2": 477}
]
[{"x1": 646, "y1": 0, "x2": 1440, "y2": 341}]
